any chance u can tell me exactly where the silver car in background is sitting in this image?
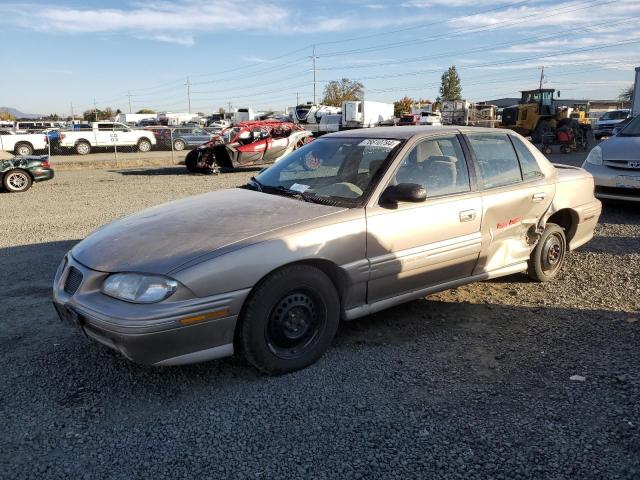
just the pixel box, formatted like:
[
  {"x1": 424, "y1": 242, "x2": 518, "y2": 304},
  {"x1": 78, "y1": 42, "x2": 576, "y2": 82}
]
[
  {"x1": 583, "y1": 114, "x2": 640, "y2": 202},
  {"x1": 53, "y1": 126, "x2": 600, "y2": 375}
]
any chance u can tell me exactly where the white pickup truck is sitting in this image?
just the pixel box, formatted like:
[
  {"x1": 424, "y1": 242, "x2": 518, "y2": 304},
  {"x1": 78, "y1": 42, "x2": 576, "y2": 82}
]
[
  {"x1": 58, "y1": 122, "x2": 157, "y2": 155},
  {"x1": 0, "y1": 130, "x2": 47, "y2": 156}
]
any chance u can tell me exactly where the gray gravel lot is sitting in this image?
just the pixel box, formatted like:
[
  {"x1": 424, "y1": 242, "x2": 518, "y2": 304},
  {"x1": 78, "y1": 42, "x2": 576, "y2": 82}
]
[{"x1": 1, "y1": 154, "x2": 639, "y2": 479}]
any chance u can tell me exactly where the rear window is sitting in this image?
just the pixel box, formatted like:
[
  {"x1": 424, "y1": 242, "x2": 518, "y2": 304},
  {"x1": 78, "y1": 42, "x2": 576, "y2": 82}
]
[{"x1": 467, "y1": 134, "x2": 522, "y2": 189}]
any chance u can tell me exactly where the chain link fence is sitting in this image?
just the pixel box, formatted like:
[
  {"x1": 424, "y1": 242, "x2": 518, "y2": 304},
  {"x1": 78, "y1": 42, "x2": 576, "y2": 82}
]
[{"x1": 1, "y1": 121, "x2": 217, "y2": 171}]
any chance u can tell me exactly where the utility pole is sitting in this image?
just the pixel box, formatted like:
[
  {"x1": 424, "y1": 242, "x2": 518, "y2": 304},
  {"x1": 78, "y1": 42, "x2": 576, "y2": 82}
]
[
  {"x1": 296, "y1": 92, "x2": 299, "y2": 106},
  {"x1": 310, "y1": 45, "x2": 318, "y2": 105},
  {"x1": 185, "y1": 77, "x2": 192, "y2": 114},
  {"x1": 127, "y1": 90, "x2": 133, "y2": 114},
  {"x1": 538, "y1": 66, "x2": 545, "y2": 90},
  {"x1": 70, "y1": 102, "x2": 74, "y2": 121},
  {"x1": 94, "y1": 98, "x2": 98, "y2": 121}
]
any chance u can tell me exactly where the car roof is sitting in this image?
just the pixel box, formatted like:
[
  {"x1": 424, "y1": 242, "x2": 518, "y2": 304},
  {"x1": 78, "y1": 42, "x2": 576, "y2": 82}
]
[{"x1": 323, "y1": 125, "x2": 515, "y2": 140}]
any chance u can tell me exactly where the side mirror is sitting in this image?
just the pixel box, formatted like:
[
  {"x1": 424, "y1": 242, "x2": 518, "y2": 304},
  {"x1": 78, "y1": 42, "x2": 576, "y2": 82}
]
[{"x1": 381, "y1": 183, "x2": 427, "y2": 205}]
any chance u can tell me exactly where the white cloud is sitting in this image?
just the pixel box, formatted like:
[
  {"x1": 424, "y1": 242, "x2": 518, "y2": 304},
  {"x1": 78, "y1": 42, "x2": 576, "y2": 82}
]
[
  {"x1": 0, "y1": 0, "x2": 290, "y2": 44},
  {"x1": 453, "y1": 0, "x2": 640, "y2": 29}
]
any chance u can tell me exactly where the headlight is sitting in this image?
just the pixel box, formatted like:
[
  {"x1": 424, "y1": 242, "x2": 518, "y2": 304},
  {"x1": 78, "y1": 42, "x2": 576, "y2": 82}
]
[
  {"x1": 102, "y1": 273, "x2": 178, "y2": 303},
  {"x1": 585, "y1": 146, "x2": 602, "y2": 166}
]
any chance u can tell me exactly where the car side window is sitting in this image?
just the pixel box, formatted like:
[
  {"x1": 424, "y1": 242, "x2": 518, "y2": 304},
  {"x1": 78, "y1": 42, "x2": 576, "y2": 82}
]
[
  {"x1": 392, "y1": 135, "x2": 470, "y2": 198},
  {"x1": 510, "y1": 135, "x2": 543, "y2": 180},
  {"x1": 466, "y1": 134, "x2": 522, "y2": 189},
  {"x1": 98, "y1": 123, "x2": 113, "y2": 131}
]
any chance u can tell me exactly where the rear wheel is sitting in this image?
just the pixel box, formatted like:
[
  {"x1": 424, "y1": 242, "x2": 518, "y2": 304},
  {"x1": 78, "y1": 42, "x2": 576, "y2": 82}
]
[
  {"x1": 238, "y1": 265, "x2": 340, "y2": 375},
  {"x1": 173, "y1": 139, "x2": 186, "y2": 151},
  {"x1": 75, "y1": 141, "x2": 91, "y2": 155},
  {"x1": 3, "y1": 169, "x2": 32, "y2": 192},
  {"x1": 527, "y1": 223, "x2": 567, "y2": 282},
  {"x1": 137, "y1": 138, "x2": 152, "y2": 152},
  {"x1": 14, "y1": 143, "x2": 33, "y2": 156}
]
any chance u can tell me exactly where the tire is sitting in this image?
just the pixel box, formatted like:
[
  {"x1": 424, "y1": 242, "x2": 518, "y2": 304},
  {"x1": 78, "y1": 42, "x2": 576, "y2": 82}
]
[
  {"x1": 527, "y1": 223, "x2": 567, "y2": 282},
  {"x1": 185, "y1": 149, "x2": 215, "y2": 174},
  {"x1": 173, "y1": 139, "x2": 186, "y2": 151},
  {"x1": 14, "y1": 143, "x2": 33, "y2": 156},
  {"x1": 238, "y1": 265, "x2": 340, "y2": 375},
  {"x1": 137, "y1": 138, "x2": 152, "y2": 152},
  {"x1": 2, "y1": 169, "x2": 32, "y2": 193},
  {"x1": 75, "y1": 141, "x2": 91, "y2": 155}
]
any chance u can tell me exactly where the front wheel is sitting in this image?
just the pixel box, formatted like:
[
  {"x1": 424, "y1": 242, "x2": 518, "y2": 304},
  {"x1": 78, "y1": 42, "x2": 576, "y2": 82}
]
[
  {"x1": 238, "y1": 265, "x2": 340, "y2": 375},
  {"x1": 527, "y1": 223, "x2": 567, "y2": 282},
  {"x1": 3, "y1": 169, "x2": 32, "y2": 192}
]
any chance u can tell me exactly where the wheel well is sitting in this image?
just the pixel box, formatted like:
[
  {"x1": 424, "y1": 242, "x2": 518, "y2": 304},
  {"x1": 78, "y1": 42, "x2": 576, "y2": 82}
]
[
  {"x1": 138, "y1": 137, "x2": 151, "y2": 144},
  {"x1": 14, "y1": 141, "x2": 33, "y2": 150},
  {"x1": 233, "y1": 259, "x2": 347, "y2": 350},
  {"x1": 75, "y1": 139, "x2": 90, "y2": 145},
  {"x1": 547, "y1": 208, "x2": 578, "y2": 247}
]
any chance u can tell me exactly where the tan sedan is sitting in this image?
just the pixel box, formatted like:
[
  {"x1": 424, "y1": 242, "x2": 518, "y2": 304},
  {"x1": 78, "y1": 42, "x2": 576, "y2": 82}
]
[{"x1": 53, "y1": 127, "x2": 601, "y2": 374}]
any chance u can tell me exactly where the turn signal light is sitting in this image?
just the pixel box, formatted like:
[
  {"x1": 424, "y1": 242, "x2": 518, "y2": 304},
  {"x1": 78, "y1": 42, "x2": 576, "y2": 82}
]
[{"x1": 179, "y1": 309, "x2": 230, "y2": 325}]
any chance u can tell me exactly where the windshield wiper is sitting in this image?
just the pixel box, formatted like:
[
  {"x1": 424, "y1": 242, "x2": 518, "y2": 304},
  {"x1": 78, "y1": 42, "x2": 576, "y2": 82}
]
[
  {"x1": 271, "y1": 185, "x2": 313, "y2": 202},
  {"x1": 247, "y1": 176, "x2": 263, "y2": 192}
]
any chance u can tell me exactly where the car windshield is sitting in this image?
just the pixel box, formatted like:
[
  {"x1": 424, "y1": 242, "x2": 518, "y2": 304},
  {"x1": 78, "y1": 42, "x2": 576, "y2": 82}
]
[
  {"x1": 617, "y1": 115, "x2": 640, "y2": 137},
  {"x1": 252, "y1": 137, "x2": 403, "y2": 207},
  {"x1": 221, "y1": 127, "x2": 242, "y2": 143}
]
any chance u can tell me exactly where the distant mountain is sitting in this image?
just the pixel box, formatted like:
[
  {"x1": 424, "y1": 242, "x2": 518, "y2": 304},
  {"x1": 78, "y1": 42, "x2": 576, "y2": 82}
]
[{"x1": 0, "y1": 107, "x2": 43, "y2": 119}]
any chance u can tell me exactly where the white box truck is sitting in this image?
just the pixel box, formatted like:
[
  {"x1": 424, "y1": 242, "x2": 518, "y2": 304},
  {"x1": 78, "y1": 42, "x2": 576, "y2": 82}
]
[
  {"x1": 234, "y1": 108, "x2": 256, "y2": 123},
  {"x1": 342, "y1": 100, "x2": 394, "y2": 129}
]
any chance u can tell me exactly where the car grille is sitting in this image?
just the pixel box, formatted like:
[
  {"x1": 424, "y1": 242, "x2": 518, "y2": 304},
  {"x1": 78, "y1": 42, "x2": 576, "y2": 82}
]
[
  {"x1": 64, "y1": 266, "x2": 83, "y2": 295},
  {"x1": 603, "y1": 160, "x2": 640, "y2": 170},
  {"x1": 596, "y1": 186, "x2": 640, "y2": 197}
]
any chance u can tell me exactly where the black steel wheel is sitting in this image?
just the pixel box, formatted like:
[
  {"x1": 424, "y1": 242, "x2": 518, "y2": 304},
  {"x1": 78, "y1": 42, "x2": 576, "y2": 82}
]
[
  {"x1": 238, "y1": 265, "x2": 339, "y2": 375},
  {"x1": 528, "y1": 223, "x2": 567, "y2": 282}
]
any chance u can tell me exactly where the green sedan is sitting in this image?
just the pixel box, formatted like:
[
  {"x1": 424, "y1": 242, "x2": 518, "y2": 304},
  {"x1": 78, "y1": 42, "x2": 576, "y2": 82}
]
[{"x1": 1, "y1": 155, "x2": 54, "y2": 193}]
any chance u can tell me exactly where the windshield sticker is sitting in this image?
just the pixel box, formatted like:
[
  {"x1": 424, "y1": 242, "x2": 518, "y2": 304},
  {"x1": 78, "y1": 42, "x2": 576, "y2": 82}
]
[
  {"x1": 290, "y1": 183, "x2": 311, "y2": 193},
  {"x1": 358, "y1": 139, "x2": 401, "y2": 148}
]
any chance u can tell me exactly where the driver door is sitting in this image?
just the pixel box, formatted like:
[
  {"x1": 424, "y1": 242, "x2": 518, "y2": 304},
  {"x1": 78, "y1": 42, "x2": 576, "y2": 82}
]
[{"x1": 365, "y1": 135, "x2": 483, "y2": 303}]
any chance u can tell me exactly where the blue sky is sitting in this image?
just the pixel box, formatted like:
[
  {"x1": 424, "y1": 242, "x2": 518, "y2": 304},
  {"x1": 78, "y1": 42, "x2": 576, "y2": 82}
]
[{"x1": 1, "y1": 0, "x2": 639, "y2": 116}]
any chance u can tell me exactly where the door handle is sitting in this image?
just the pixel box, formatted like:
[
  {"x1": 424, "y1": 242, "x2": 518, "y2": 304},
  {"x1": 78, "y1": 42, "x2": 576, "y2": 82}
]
[
  {"x1": 532, "y1": 192, "x2": 546, "y2": 202},
  {"x1": 459, "y1": 209, "x2": 476, "y2": 222}
]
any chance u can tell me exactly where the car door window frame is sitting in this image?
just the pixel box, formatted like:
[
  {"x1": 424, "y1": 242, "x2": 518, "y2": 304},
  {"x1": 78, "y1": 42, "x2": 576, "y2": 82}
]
[
  {"x1": 374, "y1": 133, "x2": 479, "y2": 206},
  {"x1": 461, "y1": 132, "x2": 531, "y2": 191}
]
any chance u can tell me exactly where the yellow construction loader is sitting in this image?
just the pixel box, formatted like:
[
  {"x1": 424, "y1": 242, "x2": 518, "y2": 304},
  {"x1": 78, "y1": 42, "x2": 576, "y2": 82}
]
[{"x1": 501, "y1": 89, "x2": 594, "y2": 153}]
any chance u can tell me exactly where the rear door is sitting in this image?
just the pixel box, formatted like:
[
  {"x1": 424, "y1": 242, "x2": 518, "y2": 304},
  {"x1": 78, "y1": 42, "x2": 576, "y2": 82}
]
[
  {"x1": 366, "y1": 134, "x2": 483, "y2": 303},
  {"x1": 463, "y1": 132, "x2": 554, "y2": 274},
  {"x1": 95, "y1": 123, "x2": 115, "y2": 147}
]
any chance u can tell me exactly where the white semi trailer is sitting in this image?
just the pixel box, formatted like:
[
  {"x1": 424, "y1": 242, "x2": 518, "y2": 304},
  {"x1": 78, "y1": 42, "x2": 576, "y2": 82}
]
[{"x1": 342, "y1": 100, "x2": 394, "y2": 129}]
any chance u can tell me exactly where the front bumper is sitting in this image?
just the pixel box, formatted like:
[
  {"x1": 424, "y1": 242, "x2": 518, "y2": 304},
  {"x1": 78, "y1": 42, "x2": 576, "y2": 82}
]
[
  {"x1": 52, "y1": 254, "x2": 250, "y2": 366},
  {"x1": 582, "y1": 162, "x2": 640, "y2": 202}
]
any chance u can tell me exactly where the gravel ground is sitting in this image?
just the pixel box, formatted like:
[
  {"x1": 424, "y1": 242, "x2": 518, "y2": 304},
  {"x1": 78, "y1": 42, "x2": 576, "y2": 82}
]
[{"x1": 1, "y1": 154, "x2": 639, "y2": 479}]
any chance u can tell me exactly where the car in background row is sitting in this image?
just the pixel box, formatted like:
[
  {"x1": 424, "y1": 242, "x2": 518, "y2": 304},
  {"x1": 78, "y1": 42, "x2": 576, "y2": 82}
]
[
  {"x1": 583, "y1": 114, "x2": 640, "y2": 203},
  {"x1": 0, "y1": 129, "x2": 47, "y2": 156},
  {"x1": 612, "y1": 115, "x2": 635, "y2": 136},
  {"x1": 185, "y1": 121, "x2": 313, "y2": 174},
  {"x1": 145, "y1": 126, "x2": 214, "y2": 151},
  {"x1": 1, "y1": 155, "x2": 54, "y2": 192},
  {"x1": 593, "y1": 109, "x2": 630, "y2": 139},
  {"x1": 53, "y1": 126, "x2": 600, "y2": 374}
]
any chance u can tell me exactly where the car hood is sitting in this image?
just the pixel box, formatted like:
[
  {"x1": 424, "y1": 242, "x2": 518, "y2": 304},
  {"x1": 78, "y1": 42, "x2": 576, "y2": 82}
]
[
  {"x1": 600, "y1": 136, "x2": 640, "y2": 160},
  {"x1": 72, "y1": 188, "x2": 345, "y2": 274}
]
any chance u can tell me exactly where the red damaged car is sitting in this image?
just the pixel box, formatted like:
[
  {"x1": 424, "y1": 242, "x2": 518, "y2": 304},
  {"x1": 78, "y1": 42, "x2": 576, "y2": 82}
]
[{"x1": 185, "y1": 121, "x2": 313, "y2": 174}]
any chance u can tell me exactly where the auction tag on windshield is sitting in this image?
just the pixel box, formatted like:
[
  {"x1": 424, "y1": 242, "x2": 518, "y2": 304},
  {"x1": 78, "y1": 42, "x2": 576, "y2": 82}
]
[
  {"x1": 290, "y1": 183, "x2": 310, "y2": 193},
  {"x1": 358, "y1": 139, "x2": 401, "y2": 148}
]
